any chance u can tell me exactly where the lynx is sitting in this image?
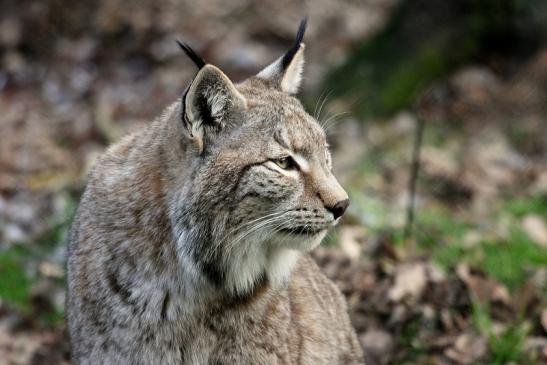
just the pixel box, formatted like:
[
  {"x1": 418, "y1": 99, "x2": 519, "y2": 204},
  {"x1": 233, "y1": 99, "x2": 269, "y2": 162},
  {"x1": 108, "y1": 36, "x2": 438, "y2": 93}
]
[{"x1": 67, "y1": 19, "x2": 364, "y2": 364}]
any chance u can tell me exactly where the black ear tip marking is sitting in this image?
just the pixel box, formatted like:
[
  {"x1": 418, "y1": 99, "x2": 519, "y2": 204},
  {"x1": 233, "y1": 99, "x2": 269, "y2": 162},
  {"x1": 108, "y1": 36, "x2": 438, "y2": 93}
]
[
  {"x1": 176, "y1": 40, "x2": 206, "y2": 70},
  {"x1": 295, "y1": 17, "x2": 308, "y2": 46},
  {"x1": 281, "y1": 17, "x2": 308, "y2": 70}
]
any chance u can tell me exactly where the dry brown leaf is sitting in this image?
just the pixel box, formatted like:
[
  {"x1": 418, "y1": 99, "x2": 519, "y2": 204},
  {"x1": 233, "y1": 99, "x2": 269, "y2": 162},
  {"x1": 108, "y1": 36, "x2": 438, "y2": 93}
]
[
  {"x1": 338, "y1": 225, "x2": 366, "y2": 260},
  {"x1": 522, "y1": 214, "x2": 547, "y2": 247},
  {"x1": 457, "y1": 264, "x2": 511, "y2": 306},
  {"x1": 542, "y1": 309, "x2": 547, "y2": 332},
  {"x1": 359, "y1": 329, "x2": 394, "y2": 365},
  {"x1": 388, "y1": 262, "x2": 427, "y2": 302},
  {"x1": 444, "y1": 333, "x2": 488, "y2": 365}
]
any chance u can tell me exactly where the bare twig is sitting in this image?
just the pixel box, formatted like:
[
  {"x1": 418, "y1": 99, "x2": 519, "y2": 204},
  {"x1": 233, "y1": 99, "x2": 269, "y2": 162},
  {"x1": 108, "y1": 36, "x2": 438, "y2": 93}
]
[{"x1": 403, "y1": 116, "x2": 425, "y2": 242}]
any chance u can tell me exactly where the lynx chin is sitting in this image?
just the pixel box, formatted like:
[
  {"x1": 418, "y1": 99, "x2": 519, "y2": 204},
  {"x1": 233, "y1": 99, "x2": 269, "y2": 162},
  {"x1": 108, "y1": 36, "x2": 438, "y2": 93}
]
[{"x1": 67, "y1": 18, "x2": 364, "y2": 364}]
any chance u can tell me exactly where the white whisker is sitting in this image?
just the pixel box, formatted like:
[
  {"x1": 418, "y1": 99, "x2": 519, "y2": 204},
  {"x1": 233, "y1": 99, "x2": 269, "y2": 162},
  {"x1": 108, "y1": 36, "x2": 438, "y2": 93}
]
[
  {"x1": 315, "y1": 90, "x2": 332, "y2": 122},
  {"x1": 321, "y1": 111, "x2": 349, "y2": 133},
  {"x1": 314, "y1": 88, "x2": 330, "y2": 120},
  {"x1": 205, "y1": 211, "x2": 286, "y2": 261},
  {"x1": 224, "y1": 214, "x2": 288, "y2": 257}
]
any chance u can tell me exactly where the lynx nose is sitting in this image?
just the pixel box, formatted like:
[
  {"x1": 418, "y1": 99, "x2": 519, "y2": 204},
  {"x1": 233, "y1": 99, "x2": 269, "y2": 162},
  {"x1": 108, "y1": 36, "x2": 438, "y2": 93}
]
[{"x1": 327, "y1": 199, "x2": 350, "y2": 220}]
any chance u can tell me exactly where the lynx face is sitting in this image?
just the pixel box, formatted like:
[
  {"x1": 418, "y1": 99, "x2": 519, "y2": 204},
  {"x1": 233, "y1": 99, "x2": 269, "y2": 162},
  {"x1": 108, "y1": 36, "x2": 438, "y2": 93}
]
[
  {"x1": 172, "y1": 21, "x2": 348, "y2": 295},
  {"x1": 227, "y1": 87, "x2": 348, "y2": 252}
]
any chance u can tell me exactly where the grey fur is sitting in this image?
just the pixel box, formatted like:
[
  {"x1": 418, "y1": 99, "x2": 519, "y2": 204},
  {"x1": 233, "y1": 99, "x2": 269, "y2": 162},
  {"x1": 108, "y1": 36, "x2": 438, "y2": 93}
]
[{"x1": 67, "y1": 30, "x2": 364, "y2": 365}]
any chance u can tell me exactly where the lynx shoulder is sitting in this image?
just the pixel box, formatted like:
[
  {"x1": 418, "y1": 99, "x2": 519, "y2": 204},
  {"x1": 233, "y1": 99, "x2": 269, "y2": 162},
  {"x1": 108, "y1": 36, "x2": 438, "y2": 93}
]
[{"x1": 67, "y1": 19, "x2": 364, "y2": 364}]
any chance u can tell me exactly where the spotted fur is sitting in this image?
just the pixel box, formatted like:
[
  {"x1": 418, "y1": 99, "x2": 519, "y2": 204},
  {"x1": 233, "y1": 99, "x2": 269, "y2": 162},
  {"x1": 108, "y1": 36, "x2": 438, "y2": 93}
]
[{"x1": 67, "y1": 22, "x2": 364, "y2": 365}]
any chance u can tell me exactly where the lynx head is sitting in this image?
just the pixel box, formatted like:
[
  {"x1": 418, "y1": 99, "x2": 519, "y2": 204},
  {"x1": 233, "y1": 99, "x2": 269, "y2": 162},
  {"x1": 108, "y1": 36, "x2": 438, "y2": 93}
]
[{"x1": 171, "y1": 19, "x2": 349, "y2": 297}]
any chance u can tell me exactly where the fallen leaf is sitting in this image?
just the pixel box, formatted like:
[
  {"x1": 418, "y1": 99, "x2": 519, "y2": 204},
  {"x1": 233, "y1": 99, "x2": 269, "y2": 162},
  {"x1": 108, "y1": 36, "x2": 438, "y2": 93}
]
[
  {"x1": 389, "y1": 262, "x2": 427, "y2": 302},
  {"x1": 522, "y1": 214, "x2": 547, "y2": 247},
  {"x1": 38, "y1": 262, "x2": 64, "y2": 279},
  {"x1": 457, "y1": 264, "x2": 511, "y2": 306},
  {"x1": 444, "y1": 333, "x2": 488, "y2": 365},
  {"x1": 338, "y1": 225, "x2": 366, "y2": 260},
  {"x1": 359, "y1": 329, "x2": 394, "y2": 365}
]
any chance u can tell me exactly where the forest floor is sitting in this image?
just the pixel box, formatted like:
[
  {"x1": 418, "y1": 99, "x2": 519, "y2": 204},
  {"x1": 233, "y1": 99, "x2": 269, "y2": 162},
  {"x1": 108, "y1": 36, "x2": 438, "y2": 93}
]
[{"x1": 0, "y1": 1, "x2": 546, "y2": 364}]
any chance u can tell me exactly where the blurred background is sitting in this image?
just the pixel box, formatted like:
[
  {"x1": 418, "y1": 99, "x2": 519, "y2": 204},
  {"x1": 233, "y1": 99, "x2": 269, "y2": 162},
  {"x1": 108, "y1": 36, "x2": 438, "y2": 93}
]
[{"x1": 0, "y1": 0, "x2": 546, "y2": 364}]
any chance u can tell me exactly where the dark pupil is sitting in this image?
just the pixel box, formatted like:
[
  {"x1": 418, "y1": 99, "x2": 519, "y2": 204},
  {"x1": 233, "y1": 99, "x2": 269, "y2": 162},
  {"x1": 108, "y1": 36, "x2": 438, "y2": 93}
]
[{"x1": 280, "y1": 157, "x2": 296, "y2": 169}]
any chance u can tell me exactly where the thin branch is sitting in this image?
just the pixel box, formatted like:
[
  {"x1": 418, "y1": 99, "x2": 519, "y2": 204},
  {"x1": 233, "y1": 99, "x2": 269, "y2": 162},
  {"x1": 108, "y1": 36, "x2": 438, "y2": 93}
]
[{"x1": 403, "y1": 116, "x2": 425, "y2": 242}]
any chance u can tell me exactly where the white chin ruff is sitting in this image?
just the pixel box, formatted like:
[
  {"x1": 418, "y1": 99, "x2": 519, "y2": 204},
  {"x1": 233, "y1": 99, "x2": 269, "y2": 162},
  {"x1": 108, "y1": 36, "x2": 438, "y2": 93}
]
[
  {"x1": 224, "y1": 231, "x2": 326, "y2": 295},
  {"x1": 176, "y1": 225, "x2": 327, "y2": 297}
]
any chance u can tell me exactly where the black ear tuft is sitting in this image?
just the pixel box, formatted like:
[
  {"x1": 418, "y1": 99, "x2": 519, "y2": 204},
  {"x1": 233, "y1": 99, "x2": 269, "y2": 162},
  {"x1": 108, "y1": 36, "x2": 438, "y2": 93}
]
[
  {"x1": 281, "y1": 17, "x2": 307, "y2": 70},
  {"x1": 176, "y1": 40, "x2": 206, "y2": 69}
]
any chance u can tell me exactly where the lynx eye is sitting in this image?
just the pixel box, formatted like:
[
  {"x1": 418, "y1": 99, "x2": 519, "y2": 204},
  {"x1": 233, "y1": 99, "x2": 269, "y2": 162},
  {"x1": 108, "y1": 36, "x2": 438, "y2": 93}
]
[{"x1": 274, "y1": 156, "x2": 297, "y2": 170}]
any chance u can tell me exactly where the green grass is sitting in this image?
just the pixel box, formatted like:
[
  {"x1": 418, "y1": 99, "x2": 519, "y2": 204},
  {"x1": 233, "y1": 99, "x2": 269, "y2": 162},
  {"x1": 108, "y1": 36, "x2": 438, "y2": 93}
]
[
  {"x1": 0, "y1": 245, "x2": 33, "y2": 311},
  {"x1": 39, "y1": 305, "x2": 65, "y2": 327},
  {"x1": 0, "y1": 226, "x2": 68, "y2": 325},
  {"x1": 0, "y1": 194, "x2": 75, "y2": 325},
  {"x1": 0, "y1": 238, "x2": 66, "y2": 324},
  {"x1": 490, "y1": 324, "x2": 531, "y2": 365},
  {"x1": 505, "y1": 194, "x2": 547, "y2": 219},
  {"x1": 396, "y1": 320, "x2": 429, "y2": 365},
  {"x1": 393, "y1": 210, "x2": 541, "y2": 364},
  {"x1": 472, "y1": 299, "x2": 532, "y2": 365},
  {"x1": 430, "y1": 230, "x2": 546, "y2": 290},
  {"x1": 414, "y1": 203, "x2": 547, "y2": 290},
  {"x1": 413, "y1": 208, "x2": 472, "y2": 270},
  {"x1": 415, "y1": 209, "x2": 470, "y2": 250},
  {"x1": 480, "y1": 228, "x2": 547, "y2": 289}
]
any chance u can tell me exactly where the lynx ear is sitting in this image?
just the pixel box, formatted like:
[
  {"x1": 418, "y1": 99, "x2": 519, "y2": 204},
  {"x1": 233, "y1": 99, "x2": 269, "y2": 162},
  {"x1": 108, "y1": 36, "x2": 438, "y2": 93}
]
[
  {"x1": 257, "y1": 18, "x2": 307, "y2": 94},
  {"x1": 182, "y1": 65, "x2": 246, "y2": 154}
]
